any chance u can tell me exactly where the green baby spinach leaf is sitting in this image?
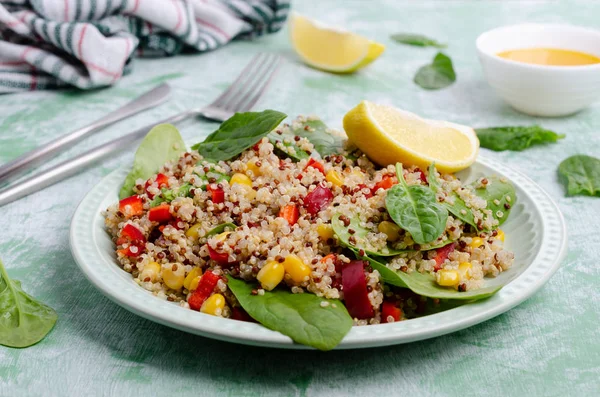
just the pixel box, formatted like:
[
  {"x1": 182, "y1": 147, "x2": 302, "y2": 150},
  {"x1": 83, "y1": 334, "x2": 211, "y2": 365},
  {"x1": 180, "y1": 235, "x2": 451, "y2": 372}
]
[
  {"x1": 119, "y1": 124, "x2": 186, "y2": 199},
  {"x1": 226, "y1": 276, "x2": 353, "y2": 351},
  {"x1": 359, "y1": 254, "x2": 501, "y2": 300},
  {"x1": 428, "y1": 164, "x2": 477, "y2": 229},
  {"x1": 391, "y1": 33, "x2": 446, "y2": 48},
  {"x1": 207, "y1": 223, "x2": 237, "y2": 237},
  {"x1": 414, "y1": 52, "x2": 456, "y2": 90},
  {"x1": 332, "y1": 214, "x2": 407, "y2": 256},
  {"x1": 558, "y1": 154, "x2": 600, "y2": 197},
  {"x1": 291, "y1": 119, "x2": 345, "y2": 157},
  {"x1": 473, "y1": 177, "x2": 516, "y2": 227},
  {"x1": 268, "y1": 131, "x2": 311, "y2": 162},
  {"x1": 475, "y1": 125, "x2": 565, "y2": 151},
  {"x1": 192, "y1": 110, "x2": 287, "y2": 162},
  {"x1": 0, "y1": 258, "x2": 58, "y2": 348},
  {"x1": 386, "y1": 163, "x2": 448, "y2": 245}
]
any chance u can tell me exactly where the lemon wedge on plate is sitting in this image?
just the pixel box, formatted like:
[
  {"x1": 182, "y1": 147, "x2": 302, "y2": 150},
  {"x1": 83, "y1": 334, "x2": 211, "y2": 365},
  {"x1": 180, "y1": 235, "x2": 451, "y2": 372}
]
[
  {"x1": 289, "y1": 13, "x2": 385, "y2": 73},
  {"x1": 343, "y1": 101, "x2": 479, "y2": 173}
]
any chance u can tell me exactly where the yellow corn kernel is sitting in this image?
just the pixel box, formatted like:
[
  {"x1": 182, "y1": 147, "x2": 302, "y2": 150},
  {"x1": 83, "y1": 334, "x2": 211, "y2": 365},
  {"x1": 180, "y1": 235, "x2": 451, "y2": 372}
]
[
  {"x1": 283, "y1": 254, "x2": 311, "y2": 284},
  {"x1": 257, "y1": 261, "x2": 285, "y2": 291},
  {"x1": 325, "y1": 170, "x2": 344, "y2": 187},
  {"x1": 230, "y1": 173, "x2": 253, "y2": 187},
  {"x1": 469, "y1": 237, "x2": 484, "y2": 249},
  {"x1": 496, "y1": 229, "x2": 505, "y2": 242},
  {"x1": 458, "y1": 262, "x2": 472, "y2": 280},
  {"x1": 246, "y1": 160, "x2": 261, "y2": 177},
  {"x1": 317, "y1": 224, "x2": 334, "y2": 240},
  {"x1": 378, "y1": 221, "x2": 401, "y2": 242},
  {"x1": 139, "y1": 261, "x2": 161, "y2": 282},
  {"x1": 162, "y1": 264, "x2": 185, "y2": 290},
  {"x1": 186, "y1": 223, "x2": 203, "y2": 241},
  {"x1": 183, "y1": 267, "x2": 203, "y2": 290},
  {"x1": 188, "y1": 276, "x2": 202, "y2": 291},
  {"x1": 215, "y1": 231, "x2": 231, "y2": 242},
  {"x1": 437, "y1": 269, "x2": 460, "y2": 287},
  {"x1": 200, "y1": 293, "x2": 226, "y2": 316}
]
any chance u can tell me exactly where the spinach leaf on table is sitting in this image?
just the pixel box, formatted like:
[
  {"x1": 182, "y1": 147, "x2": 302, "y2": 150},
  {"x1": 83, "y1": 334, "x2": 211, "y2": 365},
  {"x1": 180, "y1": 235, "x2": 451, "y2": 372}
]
[
  {"x1": 357, "y1": 253, "x2": 502, "y2": 300},
  {"x1": 192, "y1": 110, "x2": 287, "y2": 162},
  {"x1": 385, "y1": 163, "x2": 448, "y2": 245},
  {"x1": 558, "y1": 154, "x2": 600, "y2": 197},
  {"x1": 391, "y1": 33, "x2": 446, "y2": 48},
  {"x1": 119, "y1": 124, "x2": 186, "y2": 199},
  {"x1": 226, "y1": 276, "x2": 353, "y2": 351},
  {"x1": 475, "y1": 125, "x2": 565, "y2": 151},
  {"x1": 331, "y1": 214, "x2": 407, "y2": 256},
  {"x1": 0, "y1": 258, "x2": 57, "y2": 348},
  {"x1": 414, "y1": 52, "x2": 456, "y2": 90}
]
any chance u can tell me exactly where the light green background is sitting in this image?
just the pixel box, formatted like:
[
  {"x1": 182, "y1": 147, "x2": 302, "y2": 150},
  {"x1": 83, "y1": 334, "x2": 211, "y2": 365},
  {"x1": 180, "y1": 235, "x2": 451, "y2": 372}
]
[{"x1": 1, "y1": 1, "x2": 599, "y2": 396}]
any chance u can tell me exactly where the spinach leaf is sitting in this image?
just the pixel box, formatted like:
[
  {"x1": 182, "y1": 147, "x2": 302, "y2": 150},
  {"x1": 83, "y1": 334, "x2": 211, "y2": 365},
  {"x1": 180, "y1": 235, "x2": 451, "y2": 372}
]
[
  {"x1": 385, "y1": 164, "x2": 448, "y2": 245},
  {"x1": 0, "y1": 258, "x2": 57, "y2": 348},
  {"x1": 226, "y1": 276, "x2": 353, "y2": 351},
  {"x1": 268, "y1": 131, "x2": 311, "y2": 162},
  {"x1": 291, "y1": 119, "x2": 345, "y2": 157},
  {"x1": 149, "y1": 183, "x2": 194, "y2": 207},
  {"x1": 358, "y1": 254, "x2": 501, "y2": 300},
  {"x1": 391, "y1": 33, "x2": 446, "y2": 48},
  {"x1": 475, "y1": 125, "x2": 565, "y2": 151},
  {"x1": 207, "y1": 223, "x2": 237, "y2": 237},
  {"x1": 332, "y1": 214, "x2": 407, "y2": 256},
  {"x1": 558, "y1": 154, "x2": 600, "y2": 197},
  {"x1": 414, "y1": 52, "x2": 456, "y2": 90},
  {"x1": 473, "y1": 177, "x2": 516, "y2": 227},
  {"x1": 192, "y1": 110, "x2": 287, "y2": 162},
  {"x1": 119, "y1": 124, "x2": 186, "y2": 199},
  {"x1": 428, "y1": 164, "x2": 477, "y2": 229}
]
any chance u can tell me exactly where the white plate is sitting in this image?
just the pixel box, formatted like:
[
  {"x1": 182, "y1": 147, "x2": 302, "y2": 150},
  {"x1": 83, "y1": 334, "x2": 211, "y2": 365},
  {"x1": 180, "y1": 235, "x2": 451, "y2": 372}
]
[{"x1": 70, "y1": 157, "x2": 567, "y2": 349}]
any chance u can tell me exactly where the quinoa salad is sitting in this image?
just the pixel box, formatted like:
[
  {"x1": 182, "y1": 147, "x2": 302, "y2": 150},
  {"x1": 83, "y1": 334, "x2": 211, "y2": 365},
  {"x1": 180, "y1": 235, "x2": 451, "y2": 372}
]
[{"x1": 104, "y1": 110, "x2": 516, "y2": 350}]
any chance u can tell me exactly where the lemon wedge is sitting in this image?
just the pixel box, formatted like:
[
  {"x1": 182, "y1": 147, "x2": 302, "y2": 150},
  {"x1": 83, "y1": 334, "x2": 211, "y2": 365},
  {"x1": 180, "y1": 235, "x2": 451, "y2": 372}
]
[
  {"x1": 289, "y1": 13, "x2": 385, "y2": 73},
  {"x1": 343, "y1": 101, "x2": 479, "y2": 173}
]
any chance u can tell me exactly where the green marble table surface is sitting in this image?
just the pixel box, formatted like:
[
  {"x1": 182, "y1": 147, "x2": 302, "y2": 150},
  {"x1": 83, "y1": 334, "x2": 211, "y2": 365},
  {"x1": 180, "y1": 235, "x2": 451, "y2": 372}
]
[{"x1": 1, "y1": 1, "x2": 599, "y2": 396}]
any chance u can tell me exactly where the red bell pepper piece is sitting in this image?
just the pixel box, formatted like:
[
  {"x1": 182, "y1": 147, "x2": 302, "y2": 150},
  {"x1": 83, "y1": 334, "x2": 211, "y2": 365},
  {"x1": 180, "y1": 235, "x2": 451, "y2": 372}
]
[
  {"x1": 433, "y1": 242, "x2": 457, "y2": 271},
  {"x1": 188, "y1": 271, "x2": 221, "y2": 311},
  {"x1": 279, "y1": 203, "x2": 299, "y2": 225},
  {"x1": 117, "y1": 245, "x2": 143, "y2": 257},
  {"x1": 148, "y1": 204, "x2": 173, "y2": 223},
  {"x1": 415, "y1": 168, "x2": 428, "y2": 184},
  {"x1": 342, "y1": 260, "x2": 374, "y2": 319},
  {"x1": 144, "y1": 173, "x2": 169, "y2": 198},
  {"x1": 381, "y1": 301, "x2": 402, "y2": 323},
  {"x1": 207, "y1": 245, "x2": 231, "y2": 265},
  {"x1": 207, "y1": 184, "x2": 225, "y2": 204},
  {"x1": 119, "y1": 195, "x2": 144, "y2": 218},
  {"x1": 372, "y1": 175, "x2": 398, "y2": 194},
  {"x1": 304, "y1": 184, "x2": 333, "y2": 215},
  {"x1": 120, "y1": 224, "x2": 146, "y2": 243},
  {"x1": 304, "y1": 158, "x2": 325, "y2": 174},
  {"x1": 357, "y1": 184, "x2": 373, "y2": 199}
]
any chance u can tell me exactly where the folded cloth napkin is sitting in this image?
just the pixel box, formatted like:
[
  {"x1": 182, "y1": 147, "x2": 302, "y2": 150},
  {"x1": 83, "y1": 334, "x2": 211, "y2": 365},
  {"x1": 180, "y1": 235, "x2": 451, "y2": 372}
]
[{"x1": 0, "y1": 0, "x2": 289, "y2": 93}]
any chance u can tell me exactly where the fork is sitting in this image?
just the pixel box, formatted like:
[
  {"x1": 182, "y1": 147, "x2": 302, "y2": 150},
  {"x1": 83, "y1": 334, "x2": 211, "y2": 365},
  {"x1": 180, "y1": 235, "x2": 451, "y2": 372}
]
[{"x1": 0, "y1": 53, "x2": 283, "y2": 207}]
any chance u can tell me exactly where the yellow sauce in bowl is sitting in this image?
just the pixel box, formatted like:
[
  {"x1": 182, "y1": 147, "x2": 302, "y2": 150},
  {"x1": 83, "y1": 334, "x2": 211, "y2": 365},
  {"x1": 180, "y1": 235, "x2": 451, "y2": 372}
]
[{"x1": 497, "y1": 48, "x2": 600, "y2": 66}]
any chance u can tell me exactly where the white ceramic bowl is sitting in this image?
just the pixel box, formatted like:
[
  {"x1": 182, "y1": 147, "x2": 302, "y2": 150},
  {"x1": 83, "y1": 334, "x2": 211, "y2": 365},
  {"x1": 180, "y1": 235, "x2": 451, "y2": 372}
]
[{"x1": 476, "y1": 23, "x2": 600, "y2": 117}]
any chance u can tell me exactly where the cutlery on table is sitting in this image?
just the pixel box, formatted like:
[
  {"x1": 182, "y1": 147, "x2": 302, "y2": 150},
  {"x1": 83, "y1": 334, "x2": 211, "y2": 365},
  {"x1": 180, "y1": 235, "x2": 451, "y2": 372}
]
[
  {"x1": 0, "y1": 53, "x2": 283, "y2": 207},
  {"x1": 0, "y1": 83, "x2": 172, "y2": 185}
]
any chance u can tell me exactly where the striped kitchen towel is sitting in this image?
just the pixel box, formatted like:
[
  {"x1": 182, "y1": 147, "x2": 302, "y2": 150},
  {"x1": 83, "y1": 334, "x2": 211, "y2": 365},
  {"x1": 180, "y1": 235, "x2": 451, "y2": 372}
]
[{"x1": 0, "y1": 0, "x2": 289, "y2": 93}]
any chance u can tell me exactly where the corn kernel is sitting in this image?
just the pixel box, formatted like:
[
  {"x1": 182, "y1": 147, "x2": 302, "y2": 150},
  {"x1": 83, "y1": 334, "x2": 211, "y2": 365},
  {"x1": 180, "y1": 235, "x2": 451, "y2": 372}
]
[
  {"x1": 188, "y1": 276, "x2": 202, "y2": 291},
  {"x1": 215, "y1": 231, "x2": 231, "y2": 242},
  {"x1": 183, "y1": 267, "x2": 203, "y2": 290},
  {"x1": 378, "y1": 221, "x2": 401, "y2": 242},
  {"x1": 230, "y1": 173, "x2": 253, "y2": 187},
  {"x1": 139, "y1": 261, "x2": 161, "y2": 282},
  {"x1": 186, "y1": 223, "x2": 203, "y2": 241},
  {"x1": 257, "y1": 261, "x2": 285, "y2": 291},
  {"x1": 283, "y1": 254, "x2": 311, "y2": 284},
  {"x1": 200, "y1": 293, "x2": 226, "y2": 316},
  {"x1": 162, "y1": 264, "x2": 185, "y2": 290},
  {"x1": 437, "y1": 269, "x2": 459, "y2": 286},
  {"x1": 496, "y1": 229, "x2": 505, "y2": 242},
  {"x1": 458, "y1": 262, "x2": 472, "y2": 280},
  {"x1": 469, "y1": 237, "x2": 484, "y2": 249},
  {"x1": 246, "y1": 160, "x2": 261, "y2": 177},
  {"x1": 317, "y1": 224, "x2": 334, "y2": 240},
  {"x1": 325, "y1": 170, "x2": 344, "y2": 187}
]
